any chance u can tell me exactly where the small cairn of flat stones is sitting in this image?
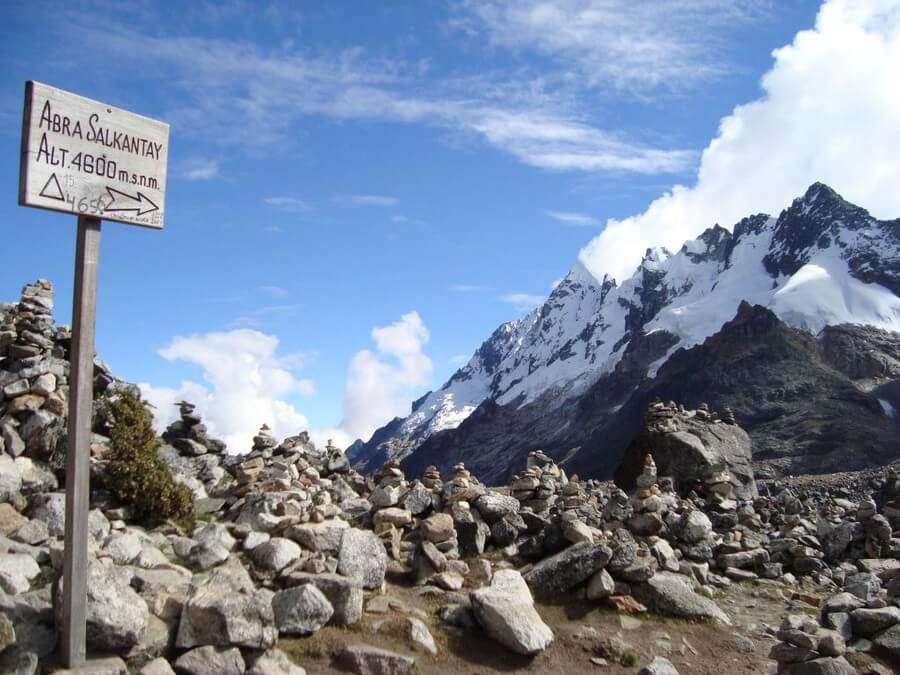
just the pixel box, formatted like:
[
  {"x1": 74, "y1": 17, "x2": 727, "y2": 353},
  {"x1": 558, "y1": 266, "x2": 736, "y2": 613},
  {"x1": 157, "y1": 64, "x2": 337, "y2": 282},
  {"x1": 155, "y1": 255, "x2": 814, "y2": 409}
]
[
  {"x1": 769, "y1": 614, "x2": 853, "y2": 674},
  {"x1": 162, "y1": 400, "x2": 226, "y2": 456},
  {"x1": 628, "y1": 454, "x2": 666, "y2": 536},
  {"x1": 645, "y1": 399, "x2": 680, "y2": 433}
]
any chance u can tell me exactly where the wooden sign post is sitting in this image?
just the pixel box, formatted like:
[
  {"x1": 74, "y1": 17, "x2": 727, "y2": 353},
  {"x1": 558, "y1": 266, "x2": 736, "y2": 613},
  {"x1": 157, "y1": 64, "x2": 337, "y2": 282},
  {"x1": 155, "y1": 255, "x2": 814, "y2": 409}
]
[{"x1": 18, "y1": 81, "x2": 169, "y2": 668}]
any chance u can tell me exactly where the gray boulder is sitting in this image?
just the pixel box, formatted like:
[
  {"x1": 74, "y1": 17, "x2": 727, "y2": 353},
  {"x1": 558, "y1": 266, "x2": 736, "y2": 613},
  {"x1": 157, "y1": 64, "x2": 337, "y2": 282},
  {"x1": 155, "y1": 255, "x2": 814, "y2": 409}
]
[
  {"x1": 174, "y1": 646, "x2": 245, "y2": 675},
  {"x1": 251, "y1": 538, "x2": 302, "y2": 572},
  {"x1": 273, "y1": 584, "x2": 333, "y2": 636},
  {"x1": 283, "y1": 572, "x2": 363, "y2": 626},
  {"x1": 337, "y1": 644, "x2": 415, "y2": 675},
  {"x1": 849, "y1": 606, "x2": 900, "y2": 637},
  {"x1": 639, "y1": 657, "x2": 680, "y2": 674},
  {"x1": 338, "y1": 528, "x2": 387, "y2": 590},
  {"x1": 176, "y1": 558, "x2": 277, "y2": 649},
  {"x1": 522, "y1": 542, "x2": 612, "y2": 599},
  {"x1": 473, "y1": 493, "x2": 520, "y2": 524},
  {"x1": 470, "y1": 569, "x2": 553, "y2": 655},
  {"x1": 247, "y1": 648, "x2": 307, "y2": 675},
  {"x1": 617, "y1": 414, "x2": 757, "y2": 499},
  {"x1": 632, "y1": 571, "x2": 731, "y2": 625},
  {"x1": 137, "y1": 658, "x2": 176, "y2": 675},
  {"x1": 64, "y1": 561, "x2": 150, "y2": 652}
]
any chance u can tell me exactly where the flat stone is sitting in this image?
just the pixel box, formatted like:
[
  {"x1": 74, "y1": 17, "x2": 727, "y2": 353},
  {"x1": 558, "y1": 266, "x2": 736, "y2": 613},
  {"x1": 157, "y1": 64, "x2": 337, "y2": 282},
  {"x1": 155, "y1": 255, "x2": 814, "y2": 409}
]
[
  {"x1": 850, "y1": 606, "x2": 900, "y2": 637},
  {"x1": 779, "y1": 656, "x2": 857, "y2": 674},
  {"x1": 286, "y1": 520, "x2": 348, "y2": 554},
  {"x1": 174, "y1": 646, "x2": 245, "y2": 675},
  {"x1": 52, "y1": 656, "x2": 128, "y2": 674},
  {"x1": 246, "y1": 648, "x2": 307, "y2": 675},
  {"x1": 273, "y1": 584, "x2": 333, "y2": 636},
  {"x1": 176, "y1": 558, "x2": 277, "y2": 649},
  {"x1": 587, "y1": 568, "x2": 615, "y2": 601},
  {"x1": 872, "y1": 623, "x2": 900, "y2": 659},
  {"x1": 283, "y1": 572, "x2": 363, "y2": 626},
  {"x1": 406, "y1": 617, "x2": 438, "y2": 655},
  {"x1": 470, "y1": 569, "x2": 553, "y2": 655},
  {"x1": 373, "y1": 508, "x2": 413, "y2": 528},
  {"x1": 473, "y1": 493, "x2": 520, "y2": 524},
  {"x1": 420, "y1": 513, "x2": 455, "y2": 543},
  {"x1": 523, "y1": 542, "x2": 612, "y2": 600},
  {"x1": 638, "y1": 656, "x2": 680, "y2": 674},
  {"x1": 337, "y1": 644, "x2": 415, "y2": 675},
  {"x1": 104, "y1": 532, "x2": 143, "y2": 564},
  {"x1": 137, "y1": 658, "x2": 176, "y2": 675},
  {"x1": 251, "y1": 537, "x2": 302, "y2": 572},
  {"x1": 0, "y1": 504, "x2": 28, "y2": 537},
  {"x1": 632, "y1": 572, "x2": 731, "y2": 625},
  {"x1": 338, "y1": 528, "x2": 387, "y2": 590}
]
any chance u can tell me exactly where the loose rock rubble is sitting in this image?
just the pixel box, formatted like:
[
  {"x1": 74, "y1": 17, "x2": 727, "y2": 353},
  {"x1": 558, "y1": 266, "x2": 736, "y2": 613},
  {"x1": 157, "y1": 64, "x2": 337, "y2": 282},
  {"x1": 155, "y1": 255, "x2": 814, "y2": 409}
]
[{"x1": 1, "y1": 280, "x2": 899, "y2": 674}]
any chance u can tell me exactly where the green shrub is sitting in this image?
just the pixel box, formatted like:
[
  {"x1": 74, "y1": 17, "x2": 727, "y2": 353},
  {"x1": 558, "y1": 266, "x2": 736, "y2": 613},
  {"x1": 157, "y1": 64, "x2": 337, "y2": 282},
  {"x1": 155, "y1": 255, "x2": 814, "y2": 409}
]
[{"x1": 101, "y1": 390, "x2": 193, "y2": 522}]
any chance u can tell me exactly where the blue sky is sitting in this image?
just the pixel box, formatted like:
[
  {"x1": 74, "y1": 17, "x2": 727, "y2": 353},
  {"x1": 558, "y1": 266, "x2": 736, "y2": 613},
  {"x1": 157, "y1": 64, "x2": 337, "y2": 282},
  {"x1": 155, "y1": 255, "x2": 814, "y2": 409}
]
[{"x1": 4, "y1": 0, "x2": 898, "y2": 450}]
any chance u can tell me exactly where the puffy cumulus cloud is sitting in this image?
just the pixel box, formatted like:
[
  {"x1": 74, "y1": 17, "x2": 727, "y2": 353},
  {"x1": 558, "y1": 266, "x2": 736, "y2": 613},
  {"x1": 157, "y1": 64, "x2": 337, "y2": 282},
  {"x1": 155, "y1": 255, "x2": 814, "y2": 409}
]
[
  {"x1": 142, "y1": 313, "x2": 436, "y2": 454},
  {"x1": 335, "y1": 311, "x2": 433, "y2": 444},
  {"x1": 139, "y1": 329, "x2": 315, "y2": 452},
  {"x1": 580, "y1": 0, "x2": 900, "y2": 285}
]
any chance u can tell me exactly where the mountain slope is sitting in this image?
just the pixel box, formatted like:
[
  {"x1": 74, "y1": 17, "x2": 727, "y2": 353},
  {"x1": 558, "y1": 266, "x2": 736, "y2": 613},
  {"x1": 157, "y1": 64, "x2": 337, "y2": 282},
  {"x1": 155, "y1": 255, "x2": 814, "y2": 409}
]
[{"x1": 352, "y1": 183, "x2": 900, "y2": 481}]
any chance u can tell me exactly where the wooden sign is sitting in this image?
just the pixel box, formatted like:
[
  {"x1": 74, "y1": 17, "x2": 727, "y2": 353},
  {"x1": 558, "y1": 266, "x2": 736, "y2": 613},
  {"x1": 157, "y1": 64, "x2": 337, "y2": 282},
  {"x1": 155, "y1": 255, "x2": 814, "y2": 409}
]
[
  {"x1": 19, "y1": 81, "x2": 169, "y2": 229},
  {"x1": 16, "y1": 81, "x2": 170, "y2": 668}
]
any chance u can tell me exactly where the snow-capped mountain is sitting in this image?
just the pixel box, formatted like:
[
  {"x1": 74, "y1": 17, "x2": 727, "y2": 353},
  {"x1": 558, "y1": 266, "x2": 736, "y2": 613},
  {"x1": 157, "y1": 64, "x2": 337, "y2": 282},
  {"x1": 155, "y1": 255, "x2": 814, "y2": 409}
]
[{"x1": 350, "y1": 184, "x2": 900, "y2": 479}]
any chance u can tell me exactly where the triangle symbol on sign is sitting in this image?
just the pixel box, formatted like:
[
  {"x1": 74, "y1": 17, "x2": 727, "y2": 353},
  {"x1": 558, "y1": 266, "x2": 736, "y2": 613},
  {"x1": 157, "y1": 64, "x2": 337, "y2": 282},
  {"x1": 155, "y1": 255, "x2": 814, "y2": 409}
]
[{"x1": 39, "y1": 174, "x2": 65, "y2": 201}]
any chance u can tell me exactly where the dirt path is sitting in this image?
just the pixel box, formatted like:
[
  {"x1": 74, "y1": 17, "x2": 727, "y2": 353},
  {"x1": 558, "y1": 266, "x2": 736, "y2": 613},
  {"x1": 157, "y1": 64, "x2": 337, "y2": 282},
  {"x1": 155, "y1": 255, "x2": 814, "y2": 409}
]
[{"x1": 280, "y1": 579, "x2": 817, "y2": 674}]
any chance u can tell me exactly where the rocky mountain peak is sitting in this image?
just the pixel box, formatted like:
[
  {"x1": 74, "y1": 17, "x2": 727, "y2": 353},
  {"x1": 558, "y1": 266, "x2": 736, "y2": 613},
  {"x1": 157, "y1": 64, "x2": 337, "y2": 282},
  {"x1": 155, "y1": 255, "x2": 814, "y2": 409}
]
[{"x1": 357, "y1": 184, "x2": 900, "y2": 483}]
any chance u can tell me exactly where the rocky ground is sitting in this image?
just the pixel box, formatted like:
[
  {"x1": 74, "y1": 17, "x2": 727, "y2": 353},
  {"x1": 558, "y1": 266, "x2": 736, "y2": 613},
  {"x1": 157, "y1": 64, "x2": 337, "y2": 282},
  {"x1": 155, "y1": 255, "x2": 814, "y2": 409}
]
[{"x1": 2, "y1": 281, "x2": 900, "y2": 675}]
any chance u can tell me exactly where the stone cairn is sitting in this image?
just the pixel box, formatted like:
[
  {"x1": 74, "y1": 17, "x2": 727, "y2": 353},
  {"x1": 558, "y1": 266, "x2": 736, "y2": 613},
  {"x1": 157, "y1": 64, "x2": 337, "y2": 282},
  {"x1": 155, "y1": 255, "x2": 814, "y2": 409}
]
[
  {"x1": 0, "y1": 281, "x2": 68, "y2": 466},
  {"x1": 162, "y1": 401, "x2": 226, "y2": 456}
]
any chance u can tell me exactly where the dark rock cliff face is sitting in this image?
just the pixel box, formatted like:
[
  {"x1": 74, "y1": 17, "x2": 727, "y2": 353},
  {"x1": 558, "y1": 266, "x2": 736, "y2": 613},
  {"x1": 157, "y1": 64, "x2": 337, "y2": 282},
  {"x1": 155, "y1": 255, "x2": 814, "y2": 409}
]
[
  {"x1": 571, "y1": 303, "x2": 900, "y2": 480},
  {"x1": 615, "y1": 404, "x2": 757, "y2": 500}
]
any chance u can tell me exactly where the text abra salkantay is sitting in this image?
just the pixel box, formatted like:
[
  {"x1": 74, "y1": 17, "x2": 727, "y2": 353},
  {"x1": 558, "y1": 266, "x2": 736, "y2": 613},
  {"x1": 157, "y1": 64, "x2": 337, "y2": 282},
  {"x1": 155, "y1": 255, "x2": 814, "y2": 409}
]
[{"x1": 37, "y1": 99, "x2": 164, "y2": 160}]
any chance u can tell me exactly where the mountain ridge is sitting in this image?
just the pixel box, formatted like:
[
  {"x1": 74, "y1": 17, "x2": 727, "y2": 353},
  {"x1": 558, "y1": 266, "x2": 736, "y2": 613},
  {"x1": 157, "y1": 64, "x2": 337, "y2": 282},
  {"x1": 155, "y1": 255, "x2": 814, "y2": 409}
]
[{"x1": 351, "y1": 183, "x2": 900, "y2": 481}]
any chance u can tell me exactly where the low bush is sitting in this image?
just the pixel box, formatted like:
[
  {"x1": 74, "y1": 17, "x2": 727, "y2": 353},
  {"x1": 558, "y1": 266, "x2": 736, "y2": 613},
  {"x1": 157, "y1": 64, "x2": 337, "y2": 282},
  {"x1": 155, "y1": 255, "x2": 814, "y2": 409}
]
[{"x1": 101, "y1": 389, "x2": 193, "y2": 522}]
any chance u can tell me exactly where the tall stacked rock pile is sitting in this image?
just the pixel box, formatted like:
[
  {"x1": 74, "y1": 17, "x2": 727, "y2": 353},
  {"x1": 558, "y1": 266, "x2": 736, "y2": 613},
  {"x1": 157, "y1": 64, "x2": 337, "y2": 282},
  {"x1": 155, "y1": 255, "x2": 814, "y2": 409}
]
[
  {"x1": 618, "y1": 401, "x2": 757, "y2": 500},
  {"x1": 162, "y1": 401, "x2": 225, "y2": 456}
]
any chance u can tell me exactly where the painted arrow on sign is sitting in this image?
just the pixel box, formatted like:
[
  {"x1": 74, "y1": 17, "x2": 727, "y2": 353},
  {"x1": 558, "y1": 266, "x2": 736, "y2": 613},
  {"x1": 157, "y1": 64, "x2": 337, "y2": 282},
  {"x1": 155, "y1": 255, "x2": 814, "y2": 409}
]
[{"x1": 105, "y1": 187, "x2": 159, "y2": 216}]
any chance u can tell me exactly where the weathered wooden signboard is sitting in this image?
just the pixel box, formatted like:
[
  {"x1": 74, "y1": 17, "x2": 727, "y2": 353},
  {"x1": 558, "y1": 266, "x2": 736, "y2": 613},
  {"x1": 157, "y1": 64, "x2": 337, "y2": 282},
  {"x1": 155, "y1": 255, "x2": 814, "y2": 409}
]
[
  {"x1": 19, "y1": 81, "x2": 169, "y2": 229},
  {"x1": 18, "y1": 82, "x2": 169, "y2": 669}
]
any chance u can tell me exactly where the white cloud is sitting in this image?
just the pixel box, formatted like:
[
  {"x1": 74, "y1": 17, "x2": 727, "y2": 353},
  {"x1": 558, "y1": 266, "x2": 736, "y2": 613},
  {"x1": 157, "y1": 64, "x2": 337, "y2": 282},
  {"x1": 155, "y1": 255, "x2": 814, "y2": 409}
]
[
  {"x1": 264, "y1": 225, "x2": 283, "y2": 233},
  {"x1": 143, "y1": 312, "x2": 435, "y2": 453},
  {"x1": 257, "y1": 285, "x2": 289, "y2": 298},
  {"x1": 333, "y1": 194, "x2": 399, "y2": 207},
  {"x1": 498, "y1": 293, "x2": 545, "y2": 311},
  {"x1": 454, "y1": 0, "x2": 769, "y2": 94},
  {"x1": 580, "y1": 0, "x2": 900, "y2": 285},
  {"x1": 52, "y1": 12, "x2": 693, "y2": 175},
  {"x1": 449, "y1": 354, "x2": 469, "y2": 366},
  {"x1": 336, "y1": 311, "x2": 433, "y2": 443},
  {"x1": 545, "y1": 209, "x2": 599, "y2": 226},
  {"x1": 181, "y1": 158, "x2": 220, "y2": 180},
  {"x1": 139, "y1": 329, "x2": 315, "y2": 452},
  {"x1": 263, "y1": 196, "x2": 312, "y2": 212}
]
